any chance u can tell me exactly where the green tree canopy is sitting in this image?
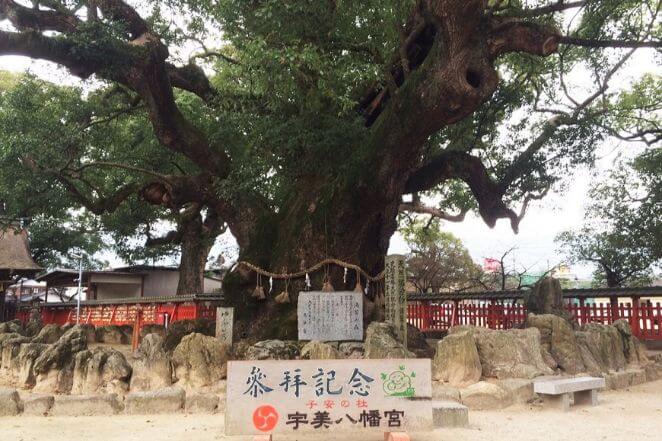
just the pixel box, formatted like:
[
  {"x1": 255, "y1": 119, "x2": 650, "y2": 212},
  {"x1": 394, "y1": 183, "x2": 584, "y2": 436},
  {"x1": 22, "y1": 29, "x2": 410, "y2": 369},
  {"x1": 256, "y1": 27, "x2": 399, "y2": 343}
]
[
  {"x1": 0, "y1": 1, "x2": 660, "y2": 336},
  {"x1": 557, "y1": 147, "x2": 661, "y2": 287}
]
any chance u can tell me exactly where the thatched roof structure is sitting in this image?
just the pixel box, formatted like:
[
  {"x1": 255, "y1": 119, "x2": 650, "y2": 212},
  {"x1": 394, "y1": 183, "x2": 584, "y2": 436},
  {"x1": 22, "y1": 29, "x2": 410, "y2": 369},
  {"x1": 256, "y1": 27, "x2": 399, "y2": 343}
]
[{"x1": 0, "y1": 227, "x2": 42, "y2": 281}]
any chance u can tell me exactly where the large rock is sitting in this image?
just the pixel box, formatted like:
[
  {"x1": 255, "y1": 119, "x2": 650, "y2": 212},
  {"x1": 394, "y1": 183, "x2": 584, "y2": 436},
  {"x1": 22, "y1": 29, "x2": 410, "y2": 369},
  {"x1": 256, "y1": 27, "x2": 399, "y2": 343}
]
[
  {"x1": 407, "y1": 324, "x2": 435, "y2": 358},
  {"x1": 469, "y1": 327, "x2": 553, "y2": 379},
  {"x1": 0, "y1": 334, "x2": 30, "y2": 375},
  {"x1": 32, "y1": 325, "x2": 88, "y2": 393},
  {"x1": 338, "y1": 342, "x2": 364, "y2": 359},
  {"x1": 71, "y1": 347, "x2": 132, "y2": 395},
  {"x1": 130, "y1": 333, "x2": 173, "y2": 391},
  {"x1": 245, "y1": 340, "x2": 300, "y2": 360},
  {"x1": 124, "y1": 386, "x2": 185, "y2": 414},
  {"x1": 460, "y1": 381, "x2": 513, "y2": 410},
  {"x1": 433, "y1": 331, "x2": 481, "y2": 387},
  {"x1": 300, "y1": 341, "x2": 340, "y2": 360},
  {"x1": 31, "y1": 324, "x2": 63, "y2": 344},
  {"x1": 364, "y1": 322, "x2": 414, "y2": 359},
  {"x1": 172, "y1": 333, "x2": 229, "y2": 388},
  {"x1": 523, "y1": 277, "x2": 568, "y2": 318},
  {"x1": 0, "y1": 320, "x2": 24, "y2": 335},
  {"x1": 0, "y1": 388, "x2": 22, "y2": 416},
  {"x1": 163, "y1": 319, "x2": 215, "y2": 352},
  {"x1": 613, "y1": 319, "x2": 649, "y2": 366},
  {"x1": 525, "y1": 314, "x2": 585, "y2": 374},
  {"x1": 577, "y1": 323, "x2": 626, "y2": 373},
  {"x1": 25, "y1": 321, "x2": 43, "y2": 338},
  {"x1": 50, "y1": 394, "x2": 123, "y2": 416},
  {"x1": 95, "y1": 325, "x2": 129, "y2": 344},
  {"x1": 16, "y1": 342, "x2": 49, "y2": 388},
  {"x1": 140, "y1": 324, "x2": 166, "y2": 339}
]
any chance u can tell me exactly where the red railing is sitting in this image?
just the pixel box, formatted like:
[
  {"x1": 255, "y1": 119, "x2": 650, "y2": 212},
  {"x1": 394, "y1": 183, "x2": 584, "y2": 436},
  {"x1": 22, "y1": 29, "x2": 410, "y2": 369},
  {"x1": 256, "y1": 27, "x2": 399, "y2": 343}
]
[
  {"x1": 408, "y1": 300, "x2": 662, "y2": 340},
  {"x1": 15, "y1": 296, "x2": 219, "y2": 329}
]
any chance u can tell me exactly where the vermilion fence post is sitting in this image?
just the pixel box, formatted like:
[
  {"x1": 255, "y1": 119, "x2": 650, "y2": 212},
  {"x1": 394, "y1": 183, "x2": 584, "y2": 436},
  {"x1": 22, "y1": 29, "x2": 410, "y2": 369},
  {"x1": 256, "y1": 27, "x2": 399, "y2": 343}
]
[{"x1": 632, "y1": 296, "x2": 641, "y2": 338}]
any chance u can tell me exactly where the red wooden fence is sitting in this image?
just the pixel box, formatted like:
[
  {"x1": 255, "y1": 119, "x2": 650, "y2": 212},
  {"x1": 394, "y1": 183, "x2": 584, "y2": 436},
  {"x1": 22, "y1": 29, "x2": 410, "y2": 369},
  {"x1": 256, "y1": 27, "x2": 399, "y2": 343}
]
[
  {"x1": 15, "y1": 296, "x2": 218, "y2": 329},
  {"x1": 408, "y1": 300, "x2": 662, "y2": 340}
]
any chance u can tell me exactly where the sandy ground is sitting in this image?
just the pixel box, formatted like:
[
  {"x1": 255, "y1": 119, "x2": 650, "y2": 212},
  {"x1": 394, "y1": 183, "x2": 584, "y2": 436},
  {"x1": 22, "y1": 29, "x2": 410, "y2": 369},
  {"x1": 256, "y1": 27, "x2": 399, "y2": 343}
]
[{"x1": 3, "y1": 379, "x2": 662, "y2": 441}]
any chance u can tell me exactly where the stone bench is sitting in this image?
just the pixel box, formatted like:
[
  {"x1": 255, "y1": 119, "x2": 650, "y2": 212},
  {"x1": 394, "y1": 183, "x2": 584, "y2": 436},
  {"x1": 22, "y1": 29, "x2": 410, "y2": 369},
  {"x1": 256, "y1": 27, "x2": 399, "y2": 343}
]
[{"x1": 533, "y1": 377, "x2": 605, "y2": 411}]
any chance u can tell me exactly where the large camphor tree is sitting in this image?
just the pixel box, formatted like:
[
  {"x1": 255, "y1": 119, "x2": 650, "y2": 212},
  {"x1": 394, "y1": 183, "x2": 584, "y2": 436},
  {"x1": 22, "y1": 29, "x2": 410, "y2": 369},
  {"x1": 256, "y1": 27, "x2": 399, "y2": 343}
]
[{"x1": 0, "y1": 0, "x2": 659, "y2": 337}]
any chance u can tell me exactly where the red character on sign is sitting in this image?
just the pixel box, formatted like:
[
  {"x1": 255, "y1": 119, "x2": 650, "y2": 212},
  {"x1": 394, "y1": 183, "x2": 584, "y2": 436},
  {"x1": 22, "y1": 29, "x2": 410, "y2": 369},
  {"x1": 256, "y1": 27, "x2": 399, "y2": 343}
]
[{"x1": 253, "y1": 405, "x2": 279, "y2": 432}]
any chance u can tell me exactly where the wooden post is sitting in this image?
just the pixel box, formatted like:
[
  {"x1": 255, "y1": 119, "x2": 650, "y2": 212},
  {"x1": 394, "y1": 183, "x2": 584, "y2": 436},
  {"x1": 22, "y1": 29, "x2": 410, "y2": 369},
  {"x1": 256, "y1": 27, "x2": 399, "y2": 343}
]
[
  {"x1": 579, "y1": 298, "x2": 586, "y2": 326},
  {"x1": 451, "y1": 300, "x2": 459, "y2": 326},
  {"x1": 132, "y1": 306, "x2": 142, "y2": 351},
  {"x1": 610, "y1": 296, "x2": 619, "y2": 323},
  {"x1": 631, "y1": 296, "x2": 641, "y2": 338}
]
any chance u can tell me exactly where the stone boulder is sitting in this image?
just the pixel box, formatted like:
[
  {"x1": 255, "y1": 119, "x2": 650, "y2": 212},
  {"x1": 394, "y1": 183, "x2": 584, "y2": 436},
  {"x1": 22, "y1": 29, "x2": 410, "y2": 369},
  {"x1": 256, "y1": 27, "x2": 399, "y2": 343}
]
[
  {"x1": 129, "y1": 333, "x2": 173, "y2": 392},
  {"x1": 16, "y1": 342, "x2": 48, "y2": 388},
  {"x1": 525, "y1": 314, "x2": 585, "y2": 374},
  {"x1": 613, "y1": 319, "x2": 649, "y2": 366},
  {"x1": 163, "y1": 319, "x2": 215, "y2": 352},
  {"x1": 25, "y1": 320, "x2": 43, "y2": 338},
  {"x1": 140, "y1": 324, "x2": 166, "y2": 339},
  {"x1": 172, "y1": 333, "x2": 229, "y2": 388},
  {"x1": 407, "y1": 323, "x2": 435, "y2": 358},
  {"x1": 300, "y1": 341, "x2": 340, "y2": 360},
  {"x1": 95, "y1": 325, "x2": 129, "y2": 345},
  {"x1": 0, "y1": 320, "x2": 24, "y2": 335},
  {"x1": 460, "y1": 381, "x2": 513, "y2": 410},
  {"x1": 32, "y1": 325, "x2": 88, "y2": 393},
  {"x1": 364, "y1": 322, "x2": 414, "y2": 359},
  {"x1": 338, "y1": 342, "x2": 364, "y2": 359},
  {"x1": 433, "y1": 331, "x2": 481, "y2": 387},
  {"x1": 0, "y1": 388, "x2": 22, "y2": 416},
  {"x1": 577, "y1": 323, "x2": 626, "y2": 373},
  {"x1": 468, "y1": 327, "x2": 553, "y2": 379},
  {"x1": 0, "y1": 334, "x2": 30, "y2": 374},
  {"x1": 523, "y1": 277, "x2": 569, "y2": 318},
  {"x1": 31, "y1": 324, "x2": 64, "y2": 344},
  {"x1": 245, "y1": 340, "x2": 300, "y2": 360},
  {"x1": 71, "y1": 347, "x2": 132, "y2": 395}
]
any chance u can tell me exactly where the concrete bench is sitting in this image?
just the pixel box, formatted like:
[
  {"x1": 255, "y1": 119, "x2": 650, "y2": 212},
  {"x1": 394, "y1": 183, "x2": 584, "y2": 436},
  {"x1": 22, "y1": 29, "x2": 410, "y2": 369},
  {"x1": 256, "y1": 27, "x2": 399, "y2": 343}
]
[{"x1": 533, "y1": 377, "x2": 605, "y2": 411}]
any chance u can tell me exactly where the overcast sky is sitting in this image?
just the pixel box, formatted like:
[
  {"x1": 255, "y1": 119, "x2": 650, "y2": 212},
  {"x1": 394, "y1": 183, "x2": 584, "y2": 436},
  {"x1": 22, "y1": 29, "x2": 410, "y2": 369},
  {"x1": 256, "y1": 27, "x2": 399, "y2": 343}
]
[{"x1": 1, "y1": 39, "x2": 656, "y2": 280}]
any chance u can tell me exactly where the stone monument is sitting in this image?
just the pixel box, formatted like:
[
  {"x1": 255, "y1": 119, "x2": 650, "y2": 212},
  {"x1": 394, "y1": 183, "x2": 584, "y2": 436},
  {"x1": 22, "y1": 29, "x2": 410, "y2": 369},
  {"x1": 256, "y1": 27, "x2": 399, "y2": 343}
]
[{"x1": 385, "y1": 254, "x2": 407, "y2": 344}]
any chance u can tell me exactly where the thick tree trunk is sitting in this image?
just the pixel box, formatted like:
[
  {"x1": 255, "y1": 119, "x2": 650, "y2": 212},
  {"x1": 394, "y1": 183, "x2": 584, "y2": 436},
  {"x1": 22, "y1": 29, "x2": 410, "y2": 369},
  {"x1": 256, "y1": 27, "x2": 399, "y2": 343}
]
[
  {"x1": 223, "y1": 174, "x2": 400, "y2": 341},
  {"x1": 176, "y1": 215, "x2": 216, "y2": 296}
]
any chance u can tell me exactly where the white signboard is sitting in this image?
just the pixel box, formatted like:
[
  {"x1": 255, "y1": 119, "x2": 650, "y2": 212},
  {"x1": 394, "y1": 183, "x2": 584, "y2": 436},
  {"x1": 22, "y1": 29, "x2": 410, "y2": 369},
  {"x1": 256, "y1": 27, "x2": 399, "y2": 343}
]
[
  {"x1": 215, "y1": 307, "x2": 234, "y2": 346},
  {"x1": 225, "y1": 359, "x2": 432, "y2": 435},
  {"x1": 298, "y1": 291, "x2": 363, "y2": 341}
]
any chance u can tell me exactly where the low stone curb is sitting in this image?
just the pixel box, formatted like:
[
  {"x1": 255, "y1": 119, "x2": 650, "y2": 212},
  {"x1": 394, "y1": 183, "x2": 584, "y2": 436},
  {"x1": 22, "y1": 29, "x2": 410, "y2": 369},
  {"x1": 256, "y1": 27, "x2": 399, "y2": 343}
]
[
  {"x1": 432, "y1": 400, "x2": 469, "y2": 428},
  {"x1": 50, "y1": 394, "x2": 123, "y2": 416},
  {"x1": 0, "y1": 388, "x2": 22, "y2": 416},
  {"x1": 22, "y1": 394, "x2": 54, "y2": 416},
  {"x1": 124, "y1": 387, "x2": 185, "y2": 414}
]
